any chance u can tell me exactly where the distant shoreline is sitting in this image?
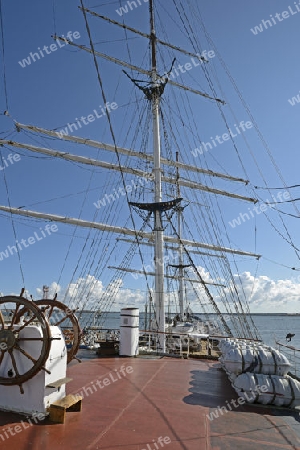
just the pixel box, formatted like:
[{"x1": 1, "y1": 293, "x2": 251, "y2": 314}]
[{"x1": 79, "y1": 311, "x2": 300, "y2": 316}]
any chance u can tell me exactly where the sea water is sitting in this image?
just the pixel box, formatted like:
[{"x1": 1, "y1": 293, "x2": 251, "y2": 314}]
[{"x1": 76, "y1": 312, "x2": 300, "y2": 349}]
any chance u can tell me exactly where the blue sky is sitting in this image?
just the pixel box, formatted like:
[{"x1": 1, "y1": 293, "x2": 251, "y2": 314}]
[{"x1": 0, "y1": 0, "x2": 300, "y2": 313}]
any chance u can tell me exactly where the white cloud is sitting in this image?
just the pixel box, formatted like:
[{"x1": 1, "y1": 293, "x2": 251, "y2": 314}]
[
  {"x1": 35, "y1": 275, "x2": 145, "y2": 311},
  {"x1": 223, "y1": 271, "x2": 300, "y2": 312},
  {"x1": 34, "y1": 269, "x2": 300, "y2": 314}
]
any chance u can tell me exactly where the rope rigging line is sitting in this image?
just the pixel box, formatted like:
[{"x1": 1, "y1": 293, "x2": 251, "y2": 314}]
[
  {"x1": 70, "y1": 102, "x2": 153, "y2": 313},
  {"x1": 52, "y1": 0, "x2": 57, "y2": 36},
  {"x1": 190, "y1": 3, "x2": 300, "y2": 258},
  {"x1": 0, "y1": 148, "x2": 26, "y2": 287},
  {"x1": 164, "y1": 212, "x2": 234, "y2": 336},
  {"x1": 261, "y1": 257, "x2": 300, "y2": 272},
  {"x1": 268, "y1": 207, "x2": 300, "y2": 219},
  {"x1": 80, "y1": 0, "x2": 158, "y2": 314},
  {"x1": 163, "y1": 66, "x2": 260, "y2": 337},
  {"x1": 54, "y1": 149, "x2": 119, "y2": 305},
  {"x1": 14, "y1": 114, "x2": 127, "y2": 307},
  {"x1": 6, "y1": 14, "x2": 150, "y2": 309},
  {"x1": 96, "y1": 234, "x2": 158, "y2": 331},
  {"x1": 180, "y1": 212, "x2": 258, "y2": 342},
  {"x1": 0, "y1": 0, "x2": 9, "y2": 111},
  {"x1": 254, "y1": 184, "x2": 300, "y2": 190},
  {"x1": 174, "y1": 0, "x2": 300, "y2": 277},
  {"x1": 199, "y1": 191, "x2": 260, "y2": 338}
]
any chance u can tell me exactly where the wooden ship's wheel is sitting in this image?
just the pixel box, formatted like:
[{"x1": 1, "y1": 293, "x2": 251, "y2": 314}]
[
  {"x1": 0, "y1": 295, "x2": 52, "y2": 394},
  {"x1": 16, "y1": 298, "x2": 82, "y2": 364},
  {"x1": 33, "y1": 299, "x2": 82, "y2": 364}
]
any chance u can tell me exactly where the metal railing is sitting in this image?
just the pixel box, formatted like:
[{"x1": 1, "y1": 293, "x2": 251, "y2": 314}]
[
  {"x1": 276, "y1": 341, "x2": 300, "y2": 378},
  {"x1": 138, "y1": 330, "x2": 221, "y2": 358}
]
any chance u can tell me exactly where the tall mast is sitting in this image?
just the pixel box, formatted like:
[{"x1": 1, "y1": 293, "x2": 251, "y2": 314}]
[
  {"x1": 176, "y1": 152, "x2": 185, "y2": 320},
  {"x1": 150, "y1": 0, "x2": 165, "y2": 351}
]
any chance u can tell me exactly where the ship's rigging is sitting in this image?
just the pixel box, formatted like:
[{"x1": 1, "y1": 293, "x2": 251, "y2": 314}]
[{"x1": 1, "y1": 0, "x2": 300, "y2": 345}]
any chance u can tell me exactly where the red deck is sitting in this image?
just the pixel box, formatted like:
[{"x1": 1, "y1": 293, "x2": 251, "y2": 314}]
[{"x1": 0, "y1": 354, "x2": 300, "y2": 449}]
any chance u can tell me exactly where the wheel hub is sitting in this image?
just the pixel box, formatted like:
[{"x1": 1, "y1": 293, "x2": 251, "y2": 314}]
[{"x1": 0, "y1": 329, "x2": 16, "y2": 351}]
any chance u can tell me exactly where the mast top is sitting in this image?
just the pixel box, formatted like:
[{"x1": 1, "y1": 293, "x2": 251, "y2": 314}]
[{"x1": 149, "y1": 0, "x2": 157, "y2": 75}]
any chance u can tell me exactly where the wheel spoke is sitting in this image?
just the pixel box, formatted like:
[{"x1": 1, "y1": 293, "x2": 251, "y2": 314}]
[
  {"x1": 9, "y1": 350, "x2": 21, "y2": 379},
  {"x1": 0, "y1": 310, "x2": 4, "y2": 328},
  {"x1": 16, "y1": 315, "x2": 37, "y2": 333},
  {"x1": 9, "y1": 304, "x2": 21, "y2": 329},
  {"x1": 17, "y1": 337, "x2": 44, "y2": 341},
  {"x1": 14, "y1": 343, "x2": 38, "y2": 365},
  {"x1": 54, "y1": 315, "x2": 68, "y2": 327},
  {"x1": 47, "y1": 305, "x2": 55, "y2": 319},
  {"x1": 0, "y1": 350, "x2": 5, "y2": 365}
]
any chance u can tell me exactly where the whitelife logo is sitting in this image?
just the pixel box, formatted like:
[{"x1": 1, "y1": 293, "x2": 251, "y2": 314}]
[
  {"x1": 0, "y1": 224, "x2": 59, "y2": 262},
  {"x1": 93, "y1": 176, "x2": 150, "y2": 209},
  {"x1": 207, "y1": 384, "x2": 268, "y2": 421},
  {"x1": 0, "y1": 153, "x2": 21, "y2": 170},
  {"x1": 288, "y1": 90, "x2": 300, "y2": 106},
  {"x1": 0, "y1": 412, "x2": 46, "y2": 443},
  {"x1": 228, "y1": 191, "x2": 290, "y2": 228},
  {"x1": 56, "y1": 102, "x2": 118, "y2": 139},
  {"x1": 191, "y1": 121, "x2": 253, "y2": 157},
  {"x1": 116, "y1": 0, "x2": 149, "y2": 17},
  {"x1": 18, "y1": 31, "x2": 81, "y2": 68},
  {"x1": 250, "y1": 2, "x2": 300, "y2": 35}
]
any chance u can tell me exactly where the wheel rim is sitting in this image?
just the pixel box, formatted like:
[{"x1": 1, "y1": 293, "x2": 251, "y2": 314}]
[
  {"x1": 33, "y1": 299, "x2": 81, "y2": 364},
  {"x1": 0, "y1": 295, "x2": 52, "y2": 393}
]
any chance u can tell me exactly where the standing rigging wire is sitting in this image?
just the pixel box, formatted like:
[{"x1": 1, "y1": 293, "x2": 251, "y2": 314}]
[
  {"x1": 173, "y1": 0, "x2": 256, "y2": 216},
  {"x1": 163, "y1": 88, "x2": 259, "y2": 335},
  {"x1": 155, "y1": 59, "x2": 261, "y2": 337},
  {"x1": 16, "y1": 125, "x2": 129, "y2": 308},
  {"x1": 51, "y1": 1, "x2": 158, "y2": 320},
  {"x1": 167, "y1": 1, "x2": 300, "y2": 323},
  {"x1": 79, "y1": 0, "x2": 159, "y2": 314},
  {"x1": 52, "y1": 0, "x2": 57, "y2": 37},
  {"x1": 8, "y1": 122, "x2": 125, "y2": 308},
  {"x1": 191, "y1": 3, "x2": 300, "y2": 261},
  {"x1": 18, "y1": 12, "x2": 149, "y2": 305},
  {"x1": 0, "y1": 151, "x2": 26, "y2": 289},
  {"x1": 0, "y1": 0, "x2": 8, "y2": 112},
  {"x1": 67, "y1": 94, "x2": 152, "y2": 312},
  {"x1": 70, "y1": 100, "x2": 154, "y2": 313},
  {"x1": 0, "y1": 2, "x2": 27, "y2": 291},
  {"x1": 150, "y1": 30, "x2": 259, "y2": 337},
  {"x1": 117, "y1": 0, "x2": 145, "y2": 128},
  {"x1": 165, "y1": 213, "x2": 234, "y2": 337}
]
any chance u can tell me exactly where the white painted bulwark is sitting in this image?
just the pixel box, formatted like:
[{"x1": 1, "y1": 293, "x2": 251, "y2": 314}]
[
  {"x1": 0, "y1": 325, "x2": 67, "y2": 416},
  {"x1": 119, "y1": 308, "x2": 139, "y2": 356}
]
